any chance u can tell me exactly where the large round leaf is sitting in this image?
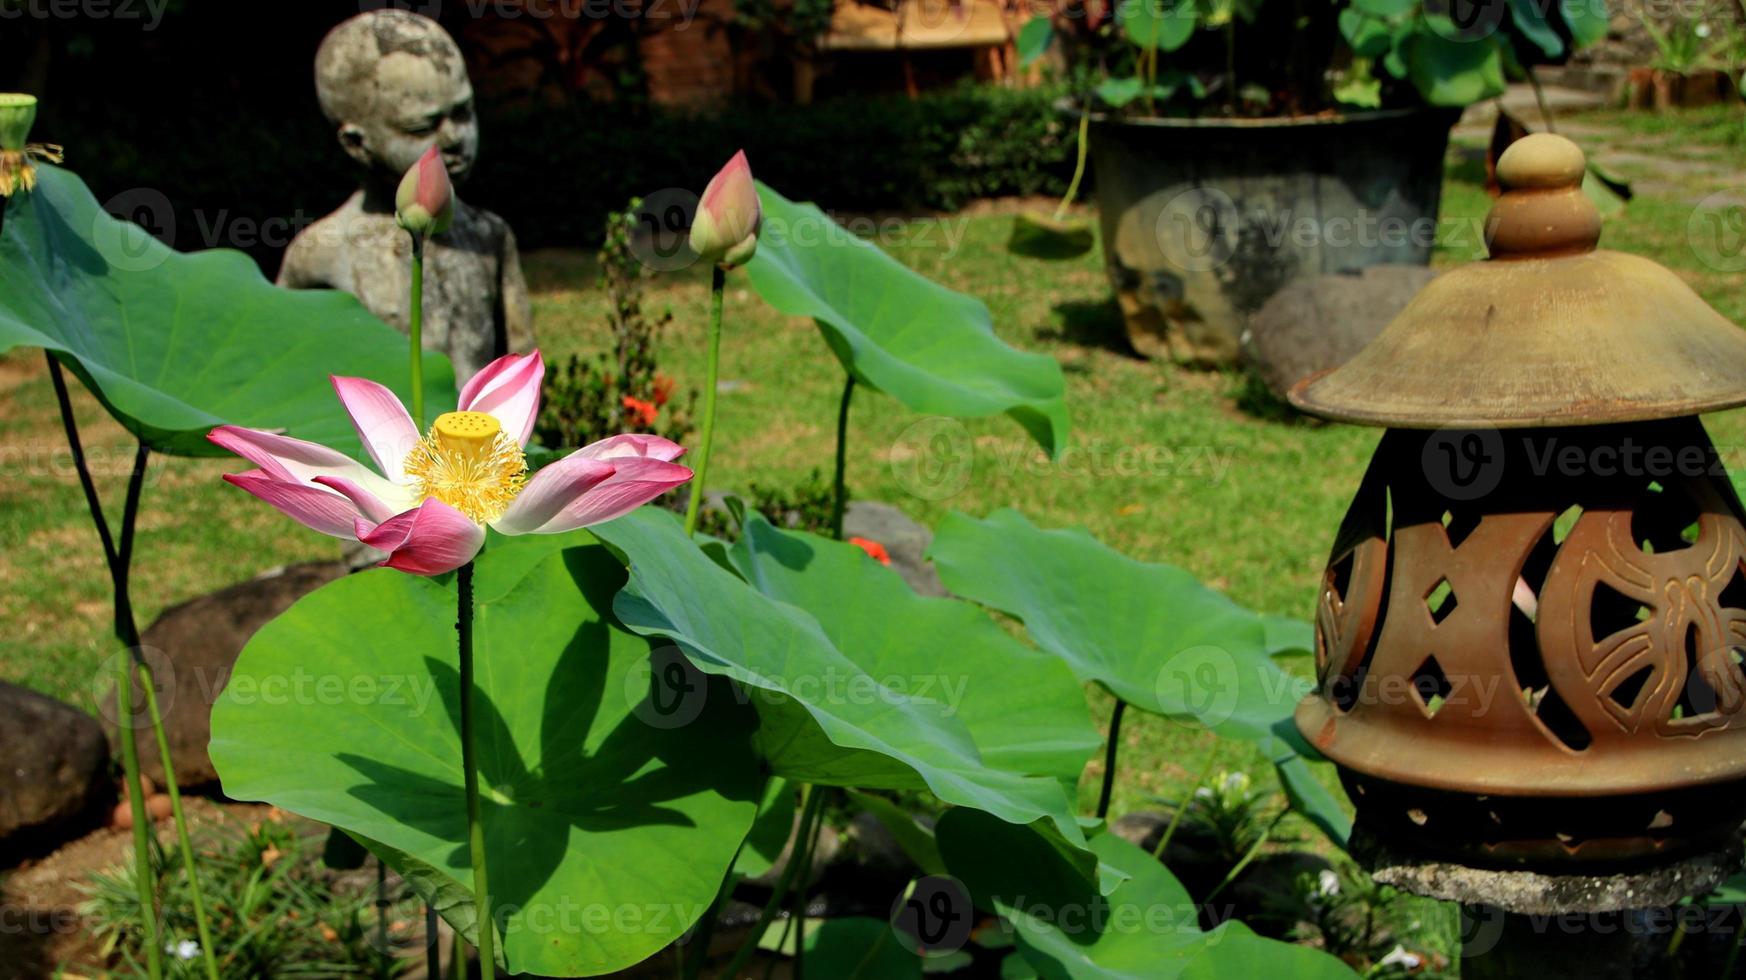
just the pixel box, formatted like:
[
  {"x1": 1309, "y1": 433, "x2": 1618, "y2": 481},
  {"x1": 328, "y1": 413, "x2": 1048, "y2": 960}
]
[
  {"x1": 727, "y1": 513, "x2": 1099, "y2": 785},
  {"x1": 1118, "y1": 0, "x2": 1197, "y2": 52},
  {"x1": 209, "y1": 544, "x2": 762, "y2": 976},
  {"x1": 927, "y1": 509, "x2": 1350, "y2": 845},
  {"x1": 591, "y1": 507, "x2": 1093, "y2": 861},
  {"x1": 938, "y1": 810, "x2": 1357, "y2": 980},
  {"x1": 0, "y1": 165, "x2": 456, "y2": 457},
  {"x1": 746, "y1": 183, "x2": 1069, "y2": 458}
]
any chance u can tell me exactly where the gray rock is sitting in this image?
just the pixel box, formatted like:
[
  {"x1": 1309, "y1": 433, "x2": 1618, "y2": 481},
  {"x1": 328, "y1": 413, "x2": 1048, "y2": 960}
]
[
  {"x1": 103, "y1": 562, "x2": 345, "y2": 788},
  {"x1": 278, "y1": 10, "x2": 533, "y2": 383},
  {"x1": 842, "y1": 500, "x2": 947, "y2": 597},
  {"x1": 0, "y1": 682, "x2": 110, "y2": 853},
  {"x1": 1242, "y1": 265, "x2": 1440, "y2": 402}
]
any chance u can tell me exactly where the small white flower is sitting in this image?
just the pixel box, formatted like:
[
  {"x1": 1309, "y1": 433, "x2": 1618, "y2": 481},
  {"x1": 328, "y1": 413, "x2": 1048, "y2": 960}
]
[
  {"x1": 1378, "y1": 944, "x2": 1422, "y2": 970},
  {"x1": 1317, "y1": 869, "x2": 1341, "y2": 896},
  {"x1": 166, "y1": 939, "x2": 200, "y2": 961},
  {"x1": 1194, "y1": 787, "x2": 1214, "y2": 799},
  {"x1": 1698, "y1": 22, "x2": 1713, "y2": 38},
  {"x1": 1219, "y1": 771, "x2": 1250, "y2": 794}
]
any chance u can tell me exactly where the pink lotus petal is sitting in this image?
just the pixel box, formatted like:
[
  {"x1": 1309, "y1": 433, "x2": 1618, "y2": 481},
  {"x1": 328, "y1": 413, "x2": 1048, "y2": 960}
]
[
  {"x1": 208, "y1": 425, "x2": 401, "y2": 501},
  {"x1": 354, "y1": 498, "x2": 485, "y2": 576},
  {"x1": 222, "y1": 471, "x2": 361, "y2": 538},
  {"x1": 331, "y1": 375, "x2": 420, "y2": 482},
  {"x1": 312, "y1": 475, "x2": 407, "y2": 525},
  {"x1": 572, "y1": 433, "x2": 687, "y2": 463},
  {"x1": 491, "y1": 453, "x2": 617, "y2": 535},
  {"x1": 508, "y1": 457, "x2": 692, "y2": 535},
  {"x1": 457, "y1": 351, "x2": 544, "y2": 447}
]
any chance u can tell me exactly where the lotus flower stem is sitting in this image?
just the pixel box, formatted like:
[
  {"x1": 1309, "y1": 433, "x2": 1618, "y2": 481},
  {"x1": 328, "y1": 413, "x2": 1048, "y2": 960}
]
[
  {"x1": 785, "y1": 788, "x2": 829, "y2": 980},
  {"x1": 1051, "y1": 109, "x2": 1090, "y2": 223},
  {"x1": 457, "y1": 561, "x2": 494, "y2": 976},
  {"x1": 683, "y1": 265, "x2": 726, "y2": 537},
  {"x1": 831, "y1": 377, "x2": 855, "y2": 540},
  {"x1": 721, "y1": 784, "x2": 823, "y2": 978},
  {"x1": 1095, "y1": 698, "x2": 1128, "y2": 820},
  {"x1": 1153, "y1": 743, "x2": 1217, "y2": 860},
  {"x1": 139, "y1": 659, "x2": 220, "y2": 980},
  {"x1": 49, "y1": 361, "x2": 223, "y2": 979},
  {"x1": 113, "y1": 650, "x2": 161, "y2": 978},
  {"x1": 46, "y1": 355, "x2": 162, "y2": 979},
  {"x1": 409, "y1": 237, "x2": 426, "y2": 430},
  {"x1": 424, "y1": 899, "x2": 440, "y2": 976}
]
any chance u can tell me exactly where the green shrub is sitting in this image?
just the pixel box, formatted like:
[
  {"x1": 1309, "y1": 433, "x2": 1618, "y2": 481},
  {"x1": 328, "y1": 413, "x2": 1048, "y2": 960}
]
[{"x1": 40, "y1": 83, "x2": 1074, "y2": 274}]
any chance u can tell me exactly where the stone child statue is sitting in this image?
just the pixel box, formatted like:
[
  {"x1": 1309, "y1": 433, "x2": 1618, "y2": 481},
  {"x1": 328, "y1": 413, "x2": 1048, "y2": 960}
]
[{"x1": 278, "y1": 10, "x2": 533, "y2": 383}]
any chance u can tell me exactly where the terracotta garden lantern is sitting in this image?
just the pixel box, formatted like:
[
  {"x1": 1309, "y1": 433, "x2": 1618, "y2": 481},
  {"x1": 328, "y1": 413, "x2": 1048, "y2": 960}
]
[{"x1": 1291, "y1": 133, "x2": 1746, "y2": 877}]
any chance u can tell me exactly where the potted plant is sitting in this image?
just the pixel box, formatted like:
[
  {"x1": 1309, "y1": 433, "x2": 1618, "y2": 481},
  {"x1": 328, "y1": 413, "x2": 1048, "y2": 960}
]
[
  {"x1": 1019, "y1": 0, "x2": 1609, "y2": 366},
  {"x1": 1628, "y1": 17, "x2": 1735, "y2": 110}
]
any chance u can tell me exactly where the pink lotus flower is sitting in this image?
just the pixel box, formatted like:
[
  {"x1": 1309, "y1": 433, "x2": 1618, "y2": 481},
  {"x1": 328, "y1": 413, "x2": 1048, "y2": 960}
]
[
  {"x1": 396, "y1": 145, "x2": 453, "y2": 236},
  {"x1": 689, "y1": 150, "x2": 760, "y2": 267},
  {"x1": 209, "y1": 351, "x2": 691, "y2": 575}
]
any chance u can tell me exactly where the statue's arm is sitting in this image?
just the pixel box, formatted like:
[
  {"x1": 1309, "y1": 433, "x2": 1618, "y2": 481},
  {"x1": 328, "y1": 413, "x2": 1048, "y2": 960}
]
[
  {"x1": 501, "y1": 226, "x2": 535, "y2": 355},
  {"x1": 275, "y1": 232, "x2": 327, "y2": 289}
]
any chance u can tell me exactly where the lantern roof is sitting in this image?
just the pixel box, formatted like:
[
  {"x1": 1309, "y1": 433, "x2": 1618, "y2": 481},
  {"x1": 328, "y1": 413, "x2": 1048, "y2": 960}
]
[{"x1": 1290, "y1": 133, "x2": 1746, "y2": 428}]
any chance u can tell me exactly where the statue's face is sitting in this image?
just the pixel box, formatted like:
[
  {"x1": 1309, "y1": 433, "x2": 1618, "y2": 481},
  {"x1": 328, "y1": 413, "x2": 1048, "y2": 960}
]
[{"x1": 340, "y1": 50, "x2": 478, "y2": 186}]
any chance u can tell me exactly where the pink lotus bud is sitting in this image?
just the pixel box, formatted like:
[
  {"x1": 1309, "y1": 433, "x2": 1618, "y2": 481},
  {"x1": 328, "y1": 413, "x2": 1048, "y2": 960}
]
[
  {"x1": 395, "y1": 145, "x2": 453, "y2": 237},
  {"x1": 690, "y1": 150, "x2": 761, "y2": 267}
]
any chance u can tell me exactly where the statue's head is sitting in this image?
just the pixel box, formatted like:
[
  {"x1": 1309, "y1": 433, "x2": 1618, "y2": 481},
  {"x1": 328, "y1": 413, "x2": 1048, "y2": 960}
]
[{"x1": 315, "y1": 10, "x2": 477, "y2": 187}]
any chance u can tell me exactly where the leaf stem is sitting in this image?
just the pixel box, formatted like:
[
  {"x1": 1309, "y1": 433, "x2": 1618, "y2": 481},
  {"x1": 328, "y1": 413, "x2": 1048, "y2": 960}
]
[
  {"x1": 425, "y1": 903, "x2": 441, "y2": 979},
  {"x1": 457, "y1": 561, "x2": 494, "y2": 977},
  {"x1": 409, "y1": 236, "x2": 426, "y2": 430},
  {"x1": 46, "y1": 354, "x2": 161, "y2": 980},
  {"x1": 1202, "y1": 809, "x2": 1289, "y2": 903},
  {"x1": 1052, "y1": 108, "x2": 1091, "y2": 223},
  {"x1": 831, "y1": 377, "x2": 855, "y2": 540},
  {"x1": 1095, "y1": 699, "x2": 1127, "y2": 820},
  {"x1": 1154, "y1": 743, "x2": 1218, "y2": 861},
  {"x1": 684, "y1": 264, "x2": 726, "y2": 537},
  {"x1": 721, "y1": 785, "x2": 823, "y2": 979}
]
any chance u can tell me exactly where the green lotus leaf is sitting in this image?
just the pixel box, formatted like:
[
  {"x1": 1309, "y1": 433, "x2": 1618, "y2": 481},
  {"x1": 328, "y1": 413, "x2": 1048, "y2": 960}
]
[
  {"x1": 0, "y1": 165, "x2": 455, "y2": 458},
  {"x1": 928, "y1": 509, "x2": 1350, "y2": 844},
  {"x1": 938, "y1": 810, "x2": 1357, "y2": 979},
  {"x1": 591, "y1": 507, "x2": 1094, "y2": 863},
  {"x1": 747, "y1": 183, "x2": 1069, "y2": 458},
  {"x1": 209, "y1": 543, "x2": 762, "y2": 976}
]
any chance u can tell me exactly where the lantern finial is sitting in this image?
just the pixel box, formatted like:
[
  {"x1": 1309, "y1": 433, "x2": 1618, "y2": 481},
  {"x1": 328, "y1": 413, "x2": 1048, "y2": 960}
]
[{"x1": 1485, "y1": 133, "x2": 1601, "y2": 260}]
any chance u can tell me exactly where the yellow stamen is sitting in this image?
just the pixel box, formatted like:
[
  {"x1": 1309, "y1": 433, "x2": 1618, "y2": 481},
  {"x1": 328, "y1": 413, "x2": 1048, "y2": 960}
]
[{"x1": 404, "y1": 411, "x2": 526, "y2": 524}]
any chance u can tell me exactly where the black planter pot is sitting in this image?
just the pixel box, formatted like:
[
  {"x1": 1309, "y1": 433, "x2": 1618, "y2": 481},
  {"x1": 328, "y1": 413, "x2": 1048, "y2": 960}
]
[{"x1": 1085, "y1": 106, "x2": 1460, "y2": 366}]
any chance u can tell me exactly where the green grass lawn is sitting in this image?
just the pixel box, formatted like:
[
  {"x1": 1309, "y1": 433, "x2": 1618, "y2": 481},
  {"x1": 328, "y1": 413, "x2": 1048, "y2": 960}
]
[{"x1": 7, "y1": 104, "x2": 1746, "y2": 831}]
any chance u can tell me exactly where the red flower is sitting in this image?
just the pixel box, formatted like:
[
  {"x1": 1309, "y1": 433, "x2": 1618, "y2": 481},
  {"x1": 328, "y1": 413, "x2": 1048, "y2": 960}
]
[
  {"x1": 622, "y1": 395, "x2": 658, "y2": 427},
  {"x1": 652, "y1": 374, "x2": 675, "y2": 407},
  {"x1": 849, "y1": 536, "x2": 891, "y2": 565}
]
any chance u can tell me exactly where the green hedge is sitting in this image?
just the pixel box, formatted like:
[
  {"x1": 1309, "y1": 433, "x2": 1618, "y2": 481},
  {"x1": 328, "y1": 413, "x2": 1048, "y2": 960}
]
[
  {"x1": 45, "y1": 83, "x2": 1075, "y2": 271},
  {"x1": 475, "y1": 83, "x2": 1077, "y2": 248}
]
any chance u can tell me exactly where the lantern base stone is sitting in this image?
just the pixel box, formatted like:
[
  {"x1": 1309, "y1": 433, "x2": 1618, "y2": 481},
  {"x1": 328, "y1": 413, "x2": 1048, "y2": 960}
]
[{"x1": 1351, "y1": 825, "x2": 1741, "y2": 914}]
